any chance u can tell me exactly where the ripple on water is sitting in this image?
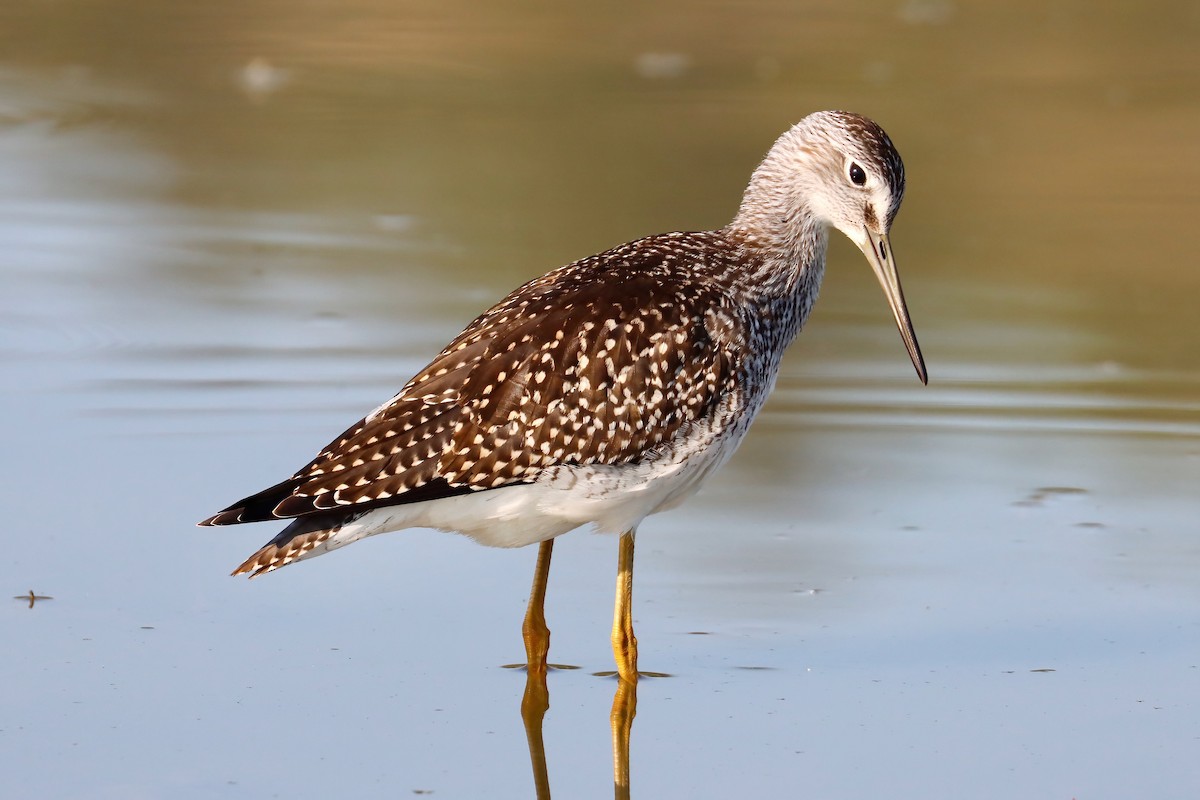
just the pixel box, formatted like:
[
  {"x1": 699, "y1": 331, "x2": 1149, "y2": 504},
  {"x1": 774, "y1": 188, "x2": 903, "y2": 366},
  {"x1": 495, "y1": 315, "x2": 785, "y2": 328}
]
[{"x1": 769, "y1": 361, "x2": 1200, "y2": 439}]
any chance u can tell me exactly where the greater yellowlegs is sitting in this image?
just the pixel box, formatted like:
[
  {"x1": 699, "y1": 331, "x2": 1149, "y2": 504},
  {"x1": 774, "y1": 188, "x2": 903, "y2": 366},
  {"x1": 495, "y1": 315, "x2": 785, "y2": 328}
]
[{"x1": 200, "y1": 110, "x2": 927, "y2": 683}]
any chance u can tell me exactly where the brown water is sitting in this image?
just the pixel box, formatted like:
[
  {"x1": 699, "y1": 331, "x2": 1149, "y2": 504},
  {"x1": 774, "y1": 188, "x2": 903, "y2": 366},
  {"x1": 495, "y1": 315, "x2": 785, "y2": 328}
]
[{"x1": 3, "y1": 2, "x2": 1199, "y2": 798}]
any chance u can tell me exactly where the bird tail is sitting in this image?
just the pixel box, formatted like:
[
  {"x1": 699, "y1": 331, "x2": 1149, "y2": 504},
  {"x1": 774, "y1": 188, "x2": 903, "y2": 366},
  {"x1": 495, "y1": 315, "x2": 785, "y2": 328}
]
[{"x1": 230, "y1": 512, "x2": 367, "y2": 578}]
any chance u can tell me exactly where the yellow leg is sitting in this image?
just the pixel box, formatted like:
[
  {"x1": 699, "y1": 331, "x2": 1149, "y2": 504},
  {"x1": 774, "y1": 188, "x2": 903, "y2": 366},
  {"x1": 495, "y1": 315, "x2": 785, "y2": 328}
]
[
  {"x1": 611, "y1": 529, "x2": 638, "y2": 683},
  {"x1": 522, "y1": 539, "x2": 554, "y2": 675}
]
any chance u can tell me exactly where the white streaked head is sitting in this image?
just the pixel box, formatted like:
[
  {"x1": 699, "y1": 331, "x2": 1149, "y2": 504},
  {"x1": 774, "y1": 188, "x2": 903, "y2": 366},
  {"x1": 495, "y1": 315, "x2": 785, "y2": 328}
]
[
  {"x1": 786, "y1": 110, "x2": 904, "y2": 238},
  {"x1": 734, "y1": 110, "x2": 905, "y2": 248},
  {"x1": 733, "y1": 110, "x2": 926, "y2": 384}
]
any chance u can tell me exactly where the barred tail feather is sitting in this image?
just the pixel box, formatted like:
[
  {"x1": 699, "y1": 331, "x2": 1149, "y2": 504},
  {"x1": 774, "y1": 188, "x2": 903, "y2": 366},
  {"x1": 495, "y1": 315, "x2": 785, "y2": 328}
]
[{"x1": 231, "y1": 512, "x2": 368, "y2": 577}]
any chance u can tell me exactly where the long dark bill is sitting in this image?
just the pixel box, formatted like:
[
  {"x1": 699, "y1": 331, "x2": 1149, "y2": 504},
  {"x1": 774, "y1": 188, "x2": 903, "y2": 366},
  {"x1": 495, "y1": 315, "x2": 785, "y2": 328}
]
[{"x1": 860, "y1": 228, "x2": 928, "y2": 385}]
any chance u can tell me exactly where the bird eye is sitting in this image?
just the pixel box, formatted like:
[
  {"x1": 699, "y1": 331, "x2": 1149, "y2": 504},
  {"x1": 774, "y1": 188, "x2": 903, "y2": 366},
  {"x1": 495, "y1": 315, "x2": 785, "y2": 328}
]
[{"x1": 848, "y1": 162, "x2": 867, "y2": 186}]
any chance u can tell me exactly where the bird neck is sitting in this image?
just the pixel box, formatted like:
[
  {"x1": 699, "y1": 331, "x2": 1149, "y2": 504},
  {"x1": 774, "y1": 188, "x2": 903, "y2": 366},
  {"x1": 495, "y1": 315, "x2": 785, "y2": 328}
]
[
  {"x1": 724, "y1": 203, "x2": 828, "y2": 302},
  {"x1": 718, "y1": 173, "x2": 830, "y2": 350},
  {"x1": 707, "y1": 221, "x2": 824, "y2": 360},
  {"x1": 727, "y1": 157, "x2": 829, "y2": 285}
]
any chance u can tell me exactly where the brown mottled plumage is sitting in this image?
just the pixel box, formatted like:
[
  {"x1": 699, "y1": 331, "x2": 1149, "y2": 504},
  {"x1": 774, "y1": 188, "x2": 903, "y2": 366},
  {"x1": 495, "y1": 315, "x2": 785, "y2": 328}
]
[{"x1": 204, "y1": 235, "x2": 744, "y2": 529}]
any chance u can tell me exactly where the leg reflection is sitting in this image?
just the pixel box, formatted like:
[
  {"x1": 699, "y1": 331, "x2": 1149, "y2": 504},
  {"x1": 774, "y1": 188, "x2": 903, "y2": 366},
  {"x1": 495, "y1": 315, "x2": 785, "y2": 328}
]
[
  {"x1": 611, "y1": 678, "x2": 637, "y2": 800},
  {"x1": 521, "y1": 669, "x2": 553, "y2": 800},
  {"x1": 516, "y1": 655, "x2": 641, "y2": 799}
]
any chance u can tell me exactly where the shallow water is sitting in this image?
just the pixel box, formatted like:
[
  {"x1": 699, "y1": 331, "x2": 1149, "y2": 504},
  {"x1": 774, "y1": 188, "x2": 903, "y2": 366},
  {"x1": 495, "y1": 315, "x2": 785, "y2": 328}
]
[{"x1": 3, "y1": 2, "x2": 1199, "y2": 798}]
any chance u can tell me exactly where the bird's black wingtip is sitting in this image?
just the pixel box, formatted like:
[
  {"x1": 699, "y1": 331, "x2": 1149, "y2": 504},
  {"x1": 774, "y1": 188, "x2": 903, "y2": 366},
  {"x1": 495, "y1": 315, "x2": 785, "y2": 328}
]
[{"x1": 198, "y1": 509, "x2": 242, "y2": 527}]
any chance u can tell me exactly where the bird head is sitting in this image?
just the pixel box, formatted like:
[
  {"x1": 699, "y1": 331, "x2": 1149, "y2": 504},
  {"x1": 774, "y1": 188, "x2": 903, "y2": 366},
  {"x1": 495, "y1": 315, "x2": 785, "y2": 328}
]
[{"x1": 760, "y1": 110, "x2": 927, "y2": 384}]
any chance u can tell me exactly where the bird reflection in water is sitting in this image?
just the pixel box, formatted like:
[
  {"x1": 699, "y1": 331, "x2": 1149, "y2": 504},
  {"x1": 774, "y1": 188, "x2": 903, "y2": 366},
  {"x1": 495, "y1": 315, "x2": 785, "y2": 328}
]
[{"x1": 518, "y1": 668, "x2": 640, "y2": 800}]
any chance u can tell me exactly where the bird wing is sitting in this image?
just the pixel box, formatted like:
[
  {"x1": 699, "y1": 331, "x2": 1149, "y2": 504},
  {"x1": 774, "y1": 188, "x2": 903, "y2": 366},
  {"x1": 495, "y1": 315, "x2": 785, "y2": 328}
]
[{"x1": 200, "y1": 235, "x2": 743, "y2": 526}]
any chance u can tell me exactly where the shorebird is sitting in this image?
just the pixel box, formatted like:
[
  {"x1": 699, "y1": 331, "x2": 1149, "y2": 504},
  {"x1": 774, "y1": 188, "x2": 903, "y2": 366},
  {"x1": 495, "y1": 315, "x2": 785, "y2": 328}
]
[{"x1": 200, "y1": 110, "x2": 926, "y2": 683}]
